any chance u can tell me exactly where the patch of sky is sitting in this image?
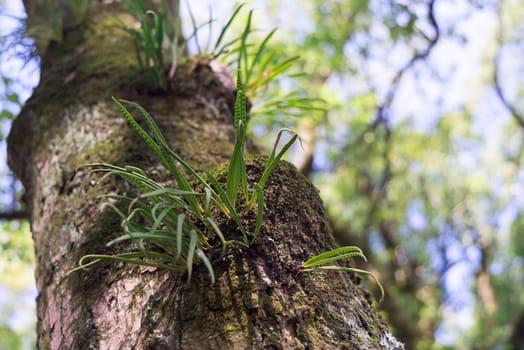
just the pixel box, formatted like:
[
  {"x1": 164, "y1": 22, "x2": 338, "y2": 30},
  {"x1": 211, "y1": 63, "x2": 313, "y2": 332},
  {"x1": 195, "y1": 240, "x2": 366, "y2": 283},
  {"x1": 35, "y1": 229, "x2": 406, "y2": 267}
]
[
  {"x1": 442, "y1": 262, "x2": 476, "y2": 307},
  {"x1": 435, "y1": 302, "x2": 475, "y2": 346},
  {"x1": 406, "y1": 198, "x2": 427, "y2": 232},
  {"x1": 266, "y1": 0, "x2": 314, "y2": 45},
  {"x1": 369, "y1": 230, "x2": 387, "y2": 254}
]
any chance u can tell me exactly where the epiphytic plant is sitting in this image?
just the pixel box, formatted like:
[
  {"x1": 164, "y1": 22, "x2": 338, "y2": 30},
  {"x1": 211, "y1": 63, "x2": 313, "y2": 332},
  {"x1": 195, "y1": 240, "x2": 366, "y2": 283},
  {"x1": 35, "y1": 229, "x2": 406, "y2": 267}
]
[
  {"x1": 68, "y1": 80, "x2": 298, "y2": 281},
  {"x1": 69, "y1": 3, "x2": 381, "y2": 303}
]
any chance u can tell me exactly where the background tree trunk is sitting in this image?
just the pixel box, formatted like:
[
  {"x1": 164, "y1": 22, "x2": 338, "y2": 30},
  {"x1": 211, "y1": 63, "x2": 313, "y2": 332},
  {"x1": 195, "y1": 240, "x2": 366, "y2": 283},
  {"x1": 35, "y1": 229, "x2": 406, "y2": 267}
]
[{"x1": 8, "y1": 3, "x2": 402, "y2": 349}]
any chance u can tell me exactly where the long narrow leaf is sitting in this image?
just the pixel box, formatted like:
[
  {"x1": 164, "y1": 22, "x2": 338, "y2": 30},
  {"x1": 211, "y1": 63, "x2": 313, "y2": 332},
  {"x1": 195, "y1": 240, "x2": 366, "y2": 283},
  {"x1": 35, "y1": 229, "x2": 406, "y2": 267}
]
[
  {"x1": 141, "y1": 187, "x2": 200, "y2": 200},
  {"x1": 146, "y1": 10, "x2": 163, "y2": 59},
  {"x1": 213, "y1": 3, "x2": 244, "y2": 54},
  {"x1": 140, "y1": 17, "x2": 155, "y2": 65},
  {"x1": 225, "y1": 122, "x2": 246, "y2": 206},
  {"x1": 213, "y1": 37, "x2": 242, "y2": 59},
  {"x1": 115, "y1": 99, "x2": 204, "y2": 213},
  {"x1": 245, "y1": 28, "x2": 277, "y2": 86},
  {"x1": 176, "y1": 214, "x2": 185, "y2": 261},
  {"x1": 150, "y1": 205, "x2": 174, "y2": 232},
  {"x1": 226, "y1": 77, "x2": 248, "y2": 205},
  {"x1": 248, "y1": 129, "x2": 299, "y2": 209},
  {"x1": 302, "y1": 246, "x2": 366, "y2": 268},
  {"x1": 238, "y1": 10, "x2": 252, "y2": 81},
  {"x1": 118, "y1": 99, "x2": 217, "y2": 195},
  {"x1": 197, "y1": 249, "x2": 215, "y2": 283},
  {"x1": 258, "y1": 130, "x2": 298, "y2": 188},
  {"x1": 302, "y1": 252, "x2": 367, "y2": 269},
  {"x1": 108, "y1": 232, "x2": 180, "y2": 245},
  {"x1": 73, "y1": 252, "x2": 184, "y2": 271},
  {"x1": 88, "y1": 163, "x2": 164, "y2": 194},
  {"x1": 99, "y1": 202, "x2": 129, "y2": 222},
  {"x1": 186, "y1": 230, "x2": 198, "y2": 282},
  {"x1": 205, "y1": 217, "x2": 226, "y2": 254},
  {"x1": 112, "y1": 97, "x2": 168, "y2": 167}
]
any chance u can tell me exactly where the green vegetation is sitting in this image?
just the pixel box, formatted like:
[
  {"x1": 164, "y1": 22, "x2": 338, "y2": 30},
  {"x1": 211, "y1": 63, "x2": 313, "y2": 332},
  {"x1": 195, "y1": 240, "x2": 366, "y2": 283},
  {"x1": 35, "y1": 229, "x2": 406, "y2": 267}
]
[
  {"x1": 4, "y1": 0, "x2": 524, "y2": 348},
  {"x1": 0, "y1": 222, "x2": 35, "y2": 350},
  {"x1": 301, "y1": 245, "x2": 384, "y2": 302},
  {"x1": 120, "y1": 0, "x2": 180, "y2": 89},
  {"x1": 67, "y1": 87, "x2": 299, "y2": 282},
  {"x1": 68, "y1": 3, "x2": 377, "y2": 300}
]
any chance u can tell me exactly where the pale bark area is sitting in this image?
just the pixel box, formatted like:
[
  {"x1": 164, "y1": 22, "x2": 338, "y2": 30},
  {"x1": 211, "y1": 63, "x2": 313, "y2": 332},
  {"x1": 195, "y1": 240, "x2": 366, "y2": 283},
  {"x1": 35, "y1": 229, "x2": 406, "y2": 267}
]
[{"x1": 8, "y1": 2, "x2": 403, "y2": 349}]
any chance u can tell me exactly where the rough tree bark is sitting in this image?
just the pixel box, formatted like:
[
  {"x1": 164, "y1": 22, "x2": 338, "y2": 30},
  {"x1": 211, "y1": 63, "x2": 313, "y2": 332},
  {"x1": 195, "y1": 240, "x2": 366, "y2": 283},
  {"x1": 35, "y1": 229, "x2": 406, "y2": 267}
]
[{"x1": 8, "y1": 2, "x2": 403, "y2": 349}]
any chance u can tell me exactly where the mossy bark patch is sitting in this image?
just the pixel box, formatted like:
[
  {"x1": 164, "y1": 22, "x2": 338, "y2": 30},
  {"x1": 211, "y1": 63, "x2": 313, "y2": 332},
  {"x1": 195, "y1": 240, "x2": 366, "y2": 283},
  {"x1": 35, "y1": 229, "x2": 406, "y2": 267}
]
[{"x1": 161, "y1": 160, "x2": 395, "y2": 349}]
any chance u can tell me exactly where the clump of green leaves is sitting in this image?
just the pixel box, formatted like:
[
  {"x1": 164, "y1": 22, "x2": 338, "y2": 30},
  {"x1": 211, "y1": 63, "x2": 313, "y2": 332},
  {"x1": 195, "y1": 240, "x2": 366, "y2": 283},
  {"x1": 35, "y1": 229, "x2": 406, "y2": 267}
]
[
  {"x1": 67, "y1": 97, "x2": 231, "y2": 282},
  {"x1": 69, "y1": 4, "x2": 378, "y2": 300},
  {"x1": 120, "y1": 0, "x2": 187, "y2": 89},
  {"x1": 69, "y1": 2, "x2": 308, "y2": 281},
  {"x1": 118, "y1": 1, "x2": 325, "y2": 119},
  {"x1": 68, "y1": 79, "x2": 298, "y2": 281},
  {"x1": 225, "y1": 74, "x2": 299, "y2": 240},
  {"x1": 214, "y1": 5, "x2": 326, "y2": 119},
  {"x1": 301, "y1": 246, "x2": 384, "y2": 302}
]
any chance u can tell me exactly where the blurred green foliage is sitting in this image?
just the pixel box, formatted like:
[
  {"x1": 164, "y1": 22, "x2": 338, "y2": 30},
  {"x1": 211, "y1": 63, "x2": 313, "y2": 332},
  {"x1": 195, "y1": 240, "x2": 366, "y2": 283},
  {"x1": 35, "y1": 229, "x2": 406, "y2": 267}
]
[
  {"x1": 0, "y1": 221, "x2": 36, "y2": 350},
  {"x1": 258, "y1": 0, "x2": 524, "y2": 348}
]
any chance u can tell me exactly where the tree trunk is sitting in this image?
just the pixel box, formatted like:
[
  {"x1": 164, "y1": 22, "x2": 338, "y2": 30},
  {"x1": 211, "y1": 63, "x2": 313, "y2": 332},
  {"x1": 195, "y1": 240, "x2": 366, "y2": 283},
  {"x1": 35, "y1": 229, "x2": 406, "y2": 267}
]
[{"x1": 8, "y1": 3, "x2": 403, "y2": 349}]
